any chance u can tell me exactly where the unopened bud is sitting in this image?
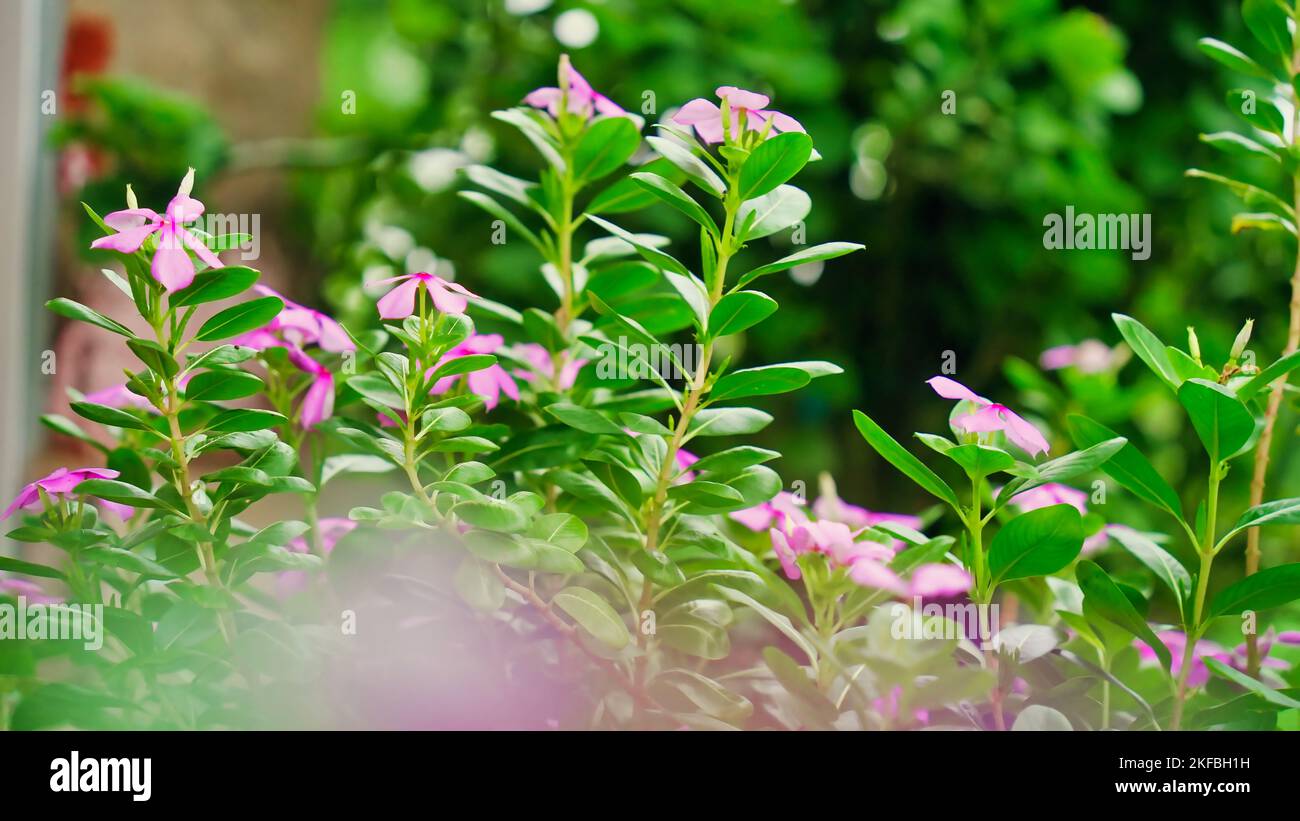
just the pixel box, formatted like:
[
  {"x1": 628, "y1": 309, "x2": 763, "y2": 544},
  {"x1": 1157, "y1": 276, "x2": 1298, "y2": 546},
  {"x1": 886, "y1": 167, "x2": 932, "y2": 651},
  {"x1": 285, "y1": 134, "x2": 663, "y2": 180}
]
[
  {"x1": 1187, "y1": 326, "x2": 1201, "y2": 361},
  {"x1": 178, "y1": 167, "x2": 196, "y2": 196},
  {"x1": 125, "y1": 183, "x2": 138, "y2": 210},
  {"x1": 1230, "y1": 318, "x2": 1254, "y2": 361}
]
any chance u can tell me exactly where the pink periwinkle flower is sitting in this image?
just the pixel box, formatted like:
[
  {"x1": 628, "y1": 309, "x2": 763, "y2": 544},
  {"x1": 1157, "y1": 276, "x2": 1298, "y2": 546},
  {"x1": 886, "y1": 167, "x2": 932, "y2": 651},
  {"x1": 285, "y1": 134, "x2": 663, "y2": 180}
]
[
  {"x1": 2, "y1": 467, "x2": 123, "y2": 519},
  {"x1": 427, "y1": 334, "x2": 519, "y2": 411},
  {"x1": 287, "y1": 346, "x2": 335, "y2": 429},
  {"x1": 370, "y1": 272, "x2": 477, "y2": 321},
  {"x1": 524, "y1": 55, "x2": 629, "y2": 121},
  {"x1": 82, "y1": 383, "x2": 154, "y2": 412},
  {"x1": 730, "y1": 491, "x2": 807, "y2": 532},
  {"x1": 1135, "y1": 630, "x2": 1231, "y2": 688},
  {"x1": 90, "y1": 169, "x2": 224, "y2": 292},
  {"x1": 234, "y1": 285, "x2": 354, "y2": 354},
  {"x1": 278, "y1": 518, "x2": 359, "y2": 596},
  {"x1": 673, "y1": 449, "x2": 700, "y2": 484},
  {"x1": 1040, "y1": 340, "x2": 1118, "y2": 374},
  {"x1": 513, "y1": 342, "x2": 587, "y2": 391},
  {"x1": 672, "y1": 86, "x2": 806, "y2": 145},
  {"x1": 0, "y1": 577, "x2": 63, "y2": 605},
  {"x1": 927, "y1": 376, "x2": 1050, "y2": 458}
]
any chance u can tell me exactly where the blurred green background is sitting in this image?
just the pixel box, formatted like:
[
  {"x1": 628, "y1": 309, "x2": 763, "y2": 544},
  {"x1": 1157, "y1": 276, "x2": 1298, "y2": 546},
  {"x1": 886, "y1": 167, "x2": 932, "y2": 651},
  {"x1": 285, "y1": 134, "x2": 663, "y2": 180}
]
[{"x1": 50, "y1": 0, "x2": 1300, "y2": 585}]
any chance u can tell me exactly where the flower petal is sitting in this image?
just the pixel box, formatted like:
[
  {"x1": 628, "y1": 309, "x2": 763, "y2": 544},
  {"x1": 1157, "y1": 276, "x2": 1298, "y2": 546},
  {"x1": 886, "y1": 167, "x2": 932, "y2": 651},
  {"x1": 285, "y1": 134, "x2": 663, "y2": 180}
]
[{"x1": 376, "y1": 277, "x2": 422, "y2": 320}]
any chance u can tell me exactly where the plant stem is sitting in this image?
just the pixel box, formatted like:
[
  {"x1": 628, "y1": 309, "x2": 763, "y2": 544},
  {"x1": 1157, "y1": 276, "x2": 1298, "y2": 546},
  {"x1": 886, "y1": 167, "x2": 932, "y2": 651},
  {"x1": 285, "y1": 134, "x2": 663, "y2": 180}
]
[
  {"x1": 1244, "y1": 21, "x2": 1300, "y2": 678},
  {"x1": 1172, "y1": 467, "x2": 1220, "y2": 730}
]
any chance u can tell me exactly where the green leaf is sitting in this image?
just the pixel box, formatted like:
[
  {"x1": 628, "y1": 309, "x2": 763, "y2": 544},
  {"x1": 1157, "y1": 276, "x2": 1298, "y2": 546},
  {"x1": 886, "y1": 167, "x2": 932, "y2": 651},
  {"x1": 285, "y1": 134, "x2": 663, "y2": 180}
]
[
  {"x1": 1112, "y1": 313, "x2": 1180, "y2": 391},
  {"x1": 458, "y1": 191, "x2": 544, "y2": 253},
  {"x1": 1197, "y1": 37, "x2": 1272, "y2": 79},
  {"x1": 737, "y1": 184, "x2": 811, "y2": 241},
  {"x1": 735, "y1": 242, "x2": 864, "y2": 289},
  {"x1": 205, "y1": 408, "x2": 286, "y2": 433},
  {"x1": 1242, "y1": 0, "x2": 1291, "y2": 61},
  {"x1": 691, "y1": 445, "x2": 780, "y2": 477},
  {"x1": 944, "y1": 444, "x2": 1015, "y2": 479},
  {"x1": 170, "y1": 266, "x2": 259, "y2": 307},
  {"x1": 996, "y1": 437, "x2": 1126, "y2": 507},
  {"x1": 737, "y1": 132, "x2": 813, "y2": 200},
  {"x1": 709, "y1": 291, "x2": 778, "y2": 338},
  {"x1": 428, "y1": 353, "x2": 496, "y2": 382},
  {"x1": 544, "y1": 402, "x2": 623, "y2": 435},
  {"x1": 587, "y1": 215, "x2": 692, "y2": 277},
  {"x1": 552, "y1": 587, "x2": 630, "y2": 649},
  {"x1": 1237, "y1": 349, "x2": 1300, "y2": 402},
  {"x1": 1076, "y1": 560, "x2": 1171, "y2": 671},
  {"x1": 687, "y1": 407, "x2": 773, "y2": 437},
  {"x1": 667, "y1": 480, "x2": 745, "y2": 506},
  {"x1": 1207, "y1": 563, "x2": 1300, "y2": 618},
  {"x1": 462, "y1": 164, "x2": 536, "y2": 208},
  {"x1": 709, "y1": 365, "x2": 810, "y2": 402},
  {"x1": 1068, "y1": 415, "x2": 1183, "y2": 522},
  {"x1": 713, "y1": 584, "x2": 816, "y2": 665},
  {"x1": 629, "y1": 172, "x2": 717, "y2": 236},
  {"x1": 72, "y1": 478, "x2": 172, "y2": 511},
  {"x1": 185, "y1": 369, "x2": 264, "y2": 402},
  {"x1": 1177, "y1": 378, "x2": 1255, "y2": 461},
  {"x1": 988, "y1": 504, "x2": 1084, "y2": 584},
  {"x1": 645, "y1": 135, "x2": 725, "y2": 197},
  {"x1": 1011, "y1": 705, "x2": 1073, "y2": 731},
  {"x1": 1109, "y1": 527, "x2": 1191, "y2": 614},
  {"x1": 586, "y1": 157, "x2": 685, "y2": 214},
  {"x1": 0, "y1": 556, "x2": 66, "y2": 581},
  {"x1": 127, "y1": 338, "x2": 178, "y2": 378},
  {"x1": 573, "y1": 116, "x2": 640, "y2": 182},
  {"x1": 1220, "y1": 498, "x2": 1300, "y2": 546},
  {"x1": 453, "y1": 556, "x2": 504, "y2": 612},
  {"x1": 852, "y1": 409, "x2": 961, "y2": 510},
  {"x1": 45, "y1": 298, "x2": 133, "y2": 337},
  {"x1": 70, "y1": 401, "x2": 151, "y2": 431},
  {"x1": 527, "y1": 513, "x2": 588, "y2": 552},
  {"x1": 1203, "y1": 657, "x2": 1300, "y2": 709},
  {"x1": 1200, "y1": 131, "x2": 1280, "y2": 161},
  {"x1": 195, "y1": 296, "x2": 283, "y2": 342}
]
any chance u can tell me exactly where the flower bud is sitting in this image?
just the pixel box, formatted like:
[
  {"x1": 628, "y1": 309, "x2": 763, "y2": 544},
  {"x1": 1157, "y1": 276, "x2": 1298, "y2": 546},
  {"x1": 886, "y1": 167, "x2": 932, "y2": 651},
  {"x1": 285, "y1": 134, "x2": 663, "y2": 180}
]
[
  {"x1": 125, "y1": 184, "x2": 138, "y2": 210},
  {"x1": 1230, "y1": 318, "x2": 1254, "y2": 361},
  {"x1": 178, "y1": 167, "x2": 196, "y2": 197},
  {"x1": 1187, "y1": 326, "x2": 1201, "y2": 361}
]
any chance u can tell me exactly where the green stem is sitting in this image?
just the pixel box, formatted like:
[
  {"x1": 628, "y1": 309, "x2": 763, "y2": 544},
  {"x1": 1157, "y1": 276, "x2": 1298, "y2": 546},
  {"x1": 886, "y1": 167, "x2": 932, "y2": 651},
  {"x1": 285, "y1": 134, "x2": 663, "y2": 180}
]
[{"x1": 1171, "y1": 467, "x2": 1220, "y2": 730}]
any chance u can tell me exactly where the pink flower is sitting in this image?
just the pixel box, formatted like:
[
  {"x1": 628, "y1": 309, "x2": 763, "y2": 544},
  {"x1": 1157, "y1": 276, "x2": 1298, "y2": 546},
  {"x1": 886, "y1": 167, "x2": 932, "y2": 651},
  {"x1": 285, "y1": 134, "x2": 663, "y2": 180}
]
[
  {"x1": 730, "y1": 491, "x2": 807, "y2": 532},
  {"x1": 90, "y1": 169, "x2": 223, "y2": 292},
  {"x1": 427, "y1": 334, "x2": 519, "y2": 411},
  {"x1": 1135, "y1": 631, "x2": 1231, "y2": 688},
  {"x1": 1005, "y1": 483, "x2": 1087, "y2": 514},
  {"x1": 370, "y1": 272, "x2": 476, "y2": 320},
  {"x1": 1040, "y1": 340, "x2": 1118, "y2": 374},
  {"x1": 287, "y1": 347, "x2": 335, "y2": 429},
  {"x1": 0, "y1": 577, "x2": 63, "y2": 605},
  {"x1": 278, "y1": 518, "x2": 359, "y2": 596},
  {"x1": 910, "y1": 564, "x2": 973, "y2": 597},
  {"x1": 673, "y1": 449, "x2": 699, "y2": 484},
  {"x1": 513, "y1": 343, "x2": 587, "y2": 391},
  {"x1": 524, "y1": 55, "x2": 628, "y2": 121},
  {"x1": 82, "y1": 383, "x2": 154, "y2": 412},
  {"x1": 770, "y1": 528, "x2": 802, "y2": 580},
  {"x1": 927, "y1": 376, "x2": 1050, "y2": 458},
  {"x1": 672, "y1": 86, "x2": 805, "y2": 145},
  {"x1": 234, "y1": 285, "x2": 354, "y2": 353},
  {"x1": 2, "y1": 467, "x2": 121, "y2": 519}
]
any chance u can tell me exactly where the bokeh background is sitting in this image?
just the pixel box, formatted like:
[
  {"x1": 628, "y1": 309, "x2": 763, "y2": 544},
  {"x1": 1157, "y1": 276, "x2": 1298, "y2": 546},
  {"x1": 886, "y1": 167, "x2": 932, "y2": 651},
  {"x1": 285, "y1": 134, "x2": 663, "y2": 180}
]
[{"x1": 5, "y1": 0, "x2": 1298, "y2": 595}]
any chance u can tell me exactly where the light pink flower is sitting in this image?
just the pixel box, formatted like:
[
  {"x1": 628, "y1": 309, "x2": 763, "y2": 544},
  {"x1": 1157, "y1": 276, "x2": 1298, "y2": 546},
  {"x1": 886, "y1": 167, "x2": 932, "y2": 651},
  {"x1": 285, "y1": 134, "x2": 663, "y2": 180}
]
[
  {"x1": 427, "y1": 334, "x2": 519, "y2": 411},
  {"x1": 2, "y1": 467, "x2": 121, "y2": 519},
  {"x1": 671, "y1": 86, "x2": 805, "y2": 145},
  {"x1": 1005, "y1": 482, "x2": 1088, "y2": 514},
  {"x1": 730, "y1": 491, "x2": 806, "y2": 532},
  {"x1": 927, "y1": 376, "x2": 1050, "y2": 458},
  {"x1": 287, "y1": 347, "x2": 335, "y2": 429},
  {"x1": 234, "y1": 284, "x2": 354, "y2": 353},
  {"x1": 513, "y1": 343, "x2": 587, "y2": 391},
  {"x1": 90, "y1": 172, "x2": 224, "y2": 292},
  {"x1": 1040, "y1": 340, "x2": 1117, "y2": 374},
  {"x1": 524, "y1": 55, "x2": 628, "y2": 121},
  {"x1": 370, "y1": 272, "x2": 477, "y2": 320}
]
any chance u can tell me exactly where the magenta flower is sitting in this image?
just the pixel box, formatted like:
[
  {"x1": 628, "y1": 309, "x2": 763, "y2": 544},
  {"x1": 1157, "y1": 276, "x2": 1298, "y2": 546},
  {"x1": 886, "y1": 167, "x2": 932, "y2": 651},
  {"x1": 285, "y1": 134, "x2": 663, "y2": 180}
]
[
  {"x1": 278, "y1": 518, "x2": 359, "y2": 596},
  {"x1": 370, "y1": 272, "x2": 477, "y2": 320},
  {"x1": 927, "y1": 376, "x2": 1050, "y2": 458},
  {"x1": 1040, "y1": 340, "x2": 1119, "y2": 374},
  {"x1": 673, "y1": 449, "x2": 700, "y2": 484},
  {"x1": 90, "y1": 169, "x2": 224, "y2": 292},
  {"x1": 513, "y1": 343, "x2": 587, "y2": 391},
  {"x1": 2, "y1": 467, "x2": 121, "y2": 519},
  {"x1": 427, "y1": 334, "x2": 519, "y2": 411},
  {"x1": 234, "y1": 285, "x2": 354, "y2": 354},
  {"x1": 672, "y1": 86, "x2": 806, "y2": 145},
  {"x1": 287, "y1": 346, "x2": 335, "y2": 429},
  {"x1": 524, "y1": 55, "x2": 628, "y2": 121}
]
